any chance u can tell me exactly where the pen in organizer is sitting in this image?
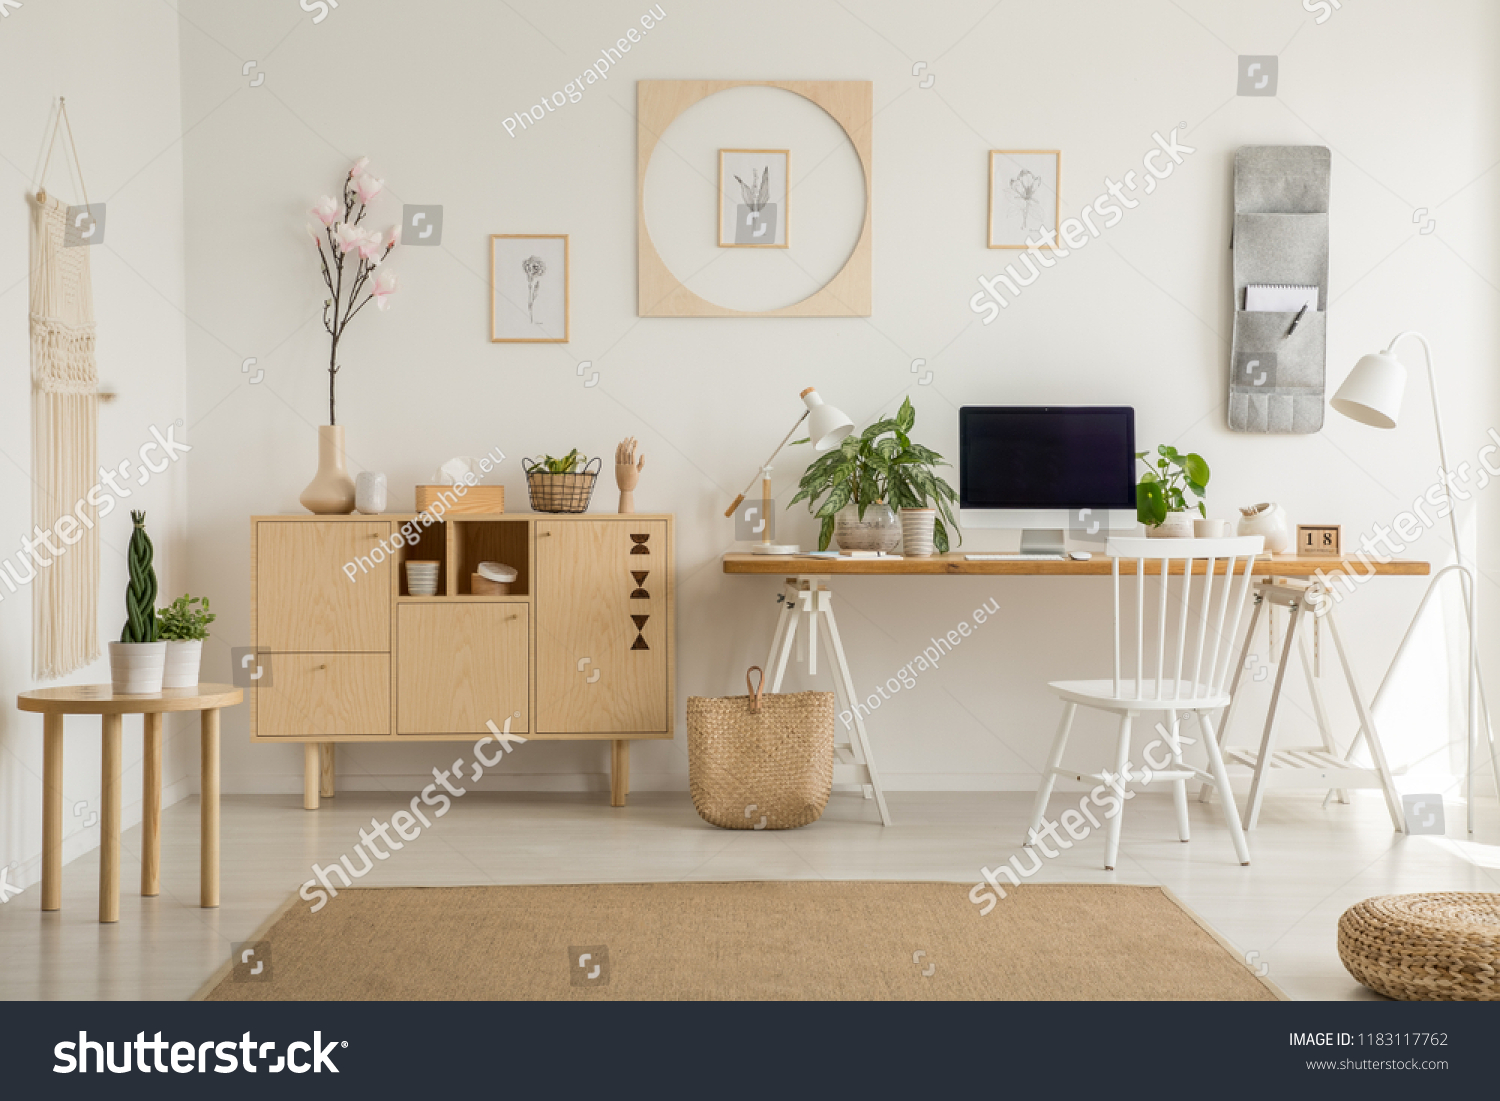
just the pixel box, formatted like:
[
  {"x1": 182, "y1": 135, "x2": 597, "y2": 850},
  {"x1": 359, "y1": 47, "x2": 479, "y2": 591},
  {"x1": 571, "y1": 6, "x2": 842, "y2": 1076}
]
[{"x1": 1286, "y1": 302, "x2": 1309, "y2": 336}]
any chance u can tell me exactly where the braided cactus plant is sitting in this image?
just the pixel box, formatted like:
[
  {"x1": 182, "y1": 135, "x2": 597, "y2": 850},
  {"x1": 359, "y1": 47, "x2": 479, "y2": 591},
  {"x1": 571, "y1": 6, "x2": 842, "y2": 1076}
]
[{"x1": 120, "y1": 510, "x2": 161, "y2": 644}]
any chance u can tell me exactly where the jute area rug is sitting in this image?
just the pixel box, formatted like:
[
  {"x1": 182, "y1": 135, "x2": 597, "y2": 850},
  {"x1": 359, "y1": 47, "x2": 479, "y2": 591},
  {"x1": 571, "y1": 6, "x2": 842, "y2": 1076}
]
[{"x1": 198, "y1": 882, "x2": 1282, "y2": 1001}]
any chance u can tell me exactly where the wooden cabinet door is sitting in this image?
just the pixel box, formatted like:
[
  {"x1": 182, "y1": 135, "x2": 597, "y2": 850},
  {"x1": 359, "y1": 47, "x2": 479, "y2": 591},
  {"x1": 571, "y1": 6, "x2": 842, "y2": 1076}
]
[
  {"x1": 257, "y1": 521, "x2": 391, "y2": 651},
  {"x1": 535, "y1": 519, "x2": 668, "y2": 733},
  {"x1": 398, "y1": 604, "x2": 529, "y2": 734},
  {"x1": 255, "y1": 653, "x2": 390, "y2": 737}
]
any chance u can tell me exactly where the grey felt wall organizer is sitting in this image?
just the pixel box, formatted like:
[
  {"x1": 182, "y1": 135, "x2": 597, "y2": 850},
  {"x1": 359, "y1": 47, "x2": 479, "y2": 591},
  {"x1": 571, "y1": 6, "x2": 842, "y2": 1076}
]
[{"x1": 1228, "y1": 145, "x2": 1331, "y2": 434}]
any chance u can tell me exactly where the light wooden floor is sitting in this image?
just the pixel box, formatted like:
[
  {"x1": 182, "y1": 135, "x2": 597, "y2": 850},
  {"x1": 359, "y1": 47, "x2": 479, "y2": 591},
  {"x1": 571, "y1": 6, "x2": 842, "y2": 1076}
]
[{"x1": 2, "y1": 789, "x2": 1496, "y2": 1000}]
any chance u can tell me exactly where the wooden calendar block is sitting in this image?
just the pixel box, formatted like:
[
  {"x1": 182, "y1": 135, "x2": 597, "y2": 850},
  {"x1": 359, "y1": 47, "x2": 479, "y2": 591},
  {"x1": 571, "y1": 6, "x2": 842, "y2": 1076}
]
[{"x1": 1297, "y1": 524, "x2": 1341, "y2": 557}]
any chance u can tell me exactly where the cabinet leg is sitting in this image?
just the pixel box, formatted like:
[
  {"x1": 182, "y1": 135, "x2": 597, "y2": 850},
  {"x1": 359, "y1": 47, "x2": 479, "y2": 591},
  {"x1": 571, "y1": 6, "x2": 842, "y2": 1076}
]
[
  {"x1": 201, "y1": 709, "x2": 220, "y2": 909},
  {"x1": 141, "y1": 713, "x2": 162, "y2": 897},
  {"x1": 42, "y1": 714, "x2": 63, "y2": 912},
  {"x1": 610, "y1": 740, "x2": 630, "y2": 807},
  {"x1": 303, "y1": 742, "x2": 320, "y2": 810},
  {"x1": 319, "y1": 742, "x2": 336, "y2": 799},
  {"x1": 99, "y1": 714, "x2": 122, "y2": 923}
]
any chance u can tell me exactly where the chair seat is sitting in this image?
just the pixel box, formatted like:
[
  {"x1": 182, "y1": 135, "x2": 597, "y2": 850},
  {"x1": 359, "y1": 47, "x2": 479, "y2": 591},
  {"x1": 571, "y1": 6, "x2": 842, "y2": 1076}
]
[{"x1": 1047, "y1": 679, "x2": 1230, "y2": 711}]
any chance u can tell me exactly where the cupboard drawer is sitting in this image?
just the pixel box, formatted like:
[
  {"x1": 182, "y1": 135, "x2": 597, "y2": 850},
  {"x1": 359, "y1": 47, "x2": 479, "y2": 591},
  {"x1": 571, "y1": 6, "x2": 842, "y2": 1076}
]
[
  {"x1": 256, "y1": 521, "x2": 391, "y2": 651},
  {"x1": 255, "y1": 653, "x2": 391, "y2": 737},
  {"x1": 398, "y1": 603, "x2": 529, "y2": 734}
]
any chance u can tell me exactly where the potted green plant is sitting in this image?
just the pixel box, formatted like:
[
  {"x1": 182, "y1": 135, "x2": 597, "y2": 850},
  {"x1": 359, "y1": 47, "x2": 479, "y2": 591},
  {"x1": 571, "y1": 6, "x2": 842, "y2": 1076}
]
[
  {"x1": 523, "y1": 449, "x2": 601, "y2": 513},
  {"x1": 159, "y1": 594, "x2": 215, "y2": 689},
  {"x1": 108, "y1": 511, "x2": 166, "y2": 694},
  {"x1": 1136, "y1": 445, "x2": 1210, "y2": 538},
  {"x1": 789, "y1": 398, "x2": 960, "y2": 554}
]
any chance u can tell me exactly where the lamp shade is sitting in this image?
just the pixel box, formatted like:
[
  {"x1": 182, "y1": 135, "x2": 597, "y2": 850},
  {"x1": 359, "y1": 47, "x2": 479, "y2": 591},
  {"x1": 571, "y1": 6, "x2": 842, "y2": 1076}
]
[
  {"x1": 801, "y1": 387, "x2": 854, "y2": 451},
  {"x1": 1331, "y1": 351, "x2": 1406, "y2": 429}
]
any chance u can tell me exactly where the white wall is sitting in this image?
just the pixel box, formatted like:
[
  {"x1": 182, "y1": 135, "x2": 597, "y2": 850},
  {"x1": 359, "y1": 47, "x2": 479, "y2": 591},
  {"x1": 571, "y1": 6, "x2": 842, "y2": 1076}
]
[
  {"x1": 0, "y1": 1, "x2": 190, "y2": 891},
  {"x1": 167, "y1": 0, "x2": 1499, "y2": 801}
]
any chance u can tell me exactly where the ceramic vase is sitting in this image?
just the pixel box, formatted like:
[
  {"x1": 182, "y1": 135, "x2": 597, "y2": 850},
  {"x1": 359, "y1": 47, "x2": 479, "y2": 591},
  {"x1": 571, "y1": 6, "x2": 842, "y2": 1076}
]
[
  {"x1": 300, "y1": 425, "x2": 356, "y2": 515},
  {"x1": 834, "y1": 503, "x2": 902, "y2": 553},
  {"x1": 355, "y1": 471, "x2": 387, "y2": 515},
  {"x1": 900, "y1": 508, "x2": 937, "y2": 557},
  {"x1": 161, "y1": 639, "x2": 203, "y2": 690},
  {"x1": 1237, "y1": 502, "x2": 1292, "y2": 554}
]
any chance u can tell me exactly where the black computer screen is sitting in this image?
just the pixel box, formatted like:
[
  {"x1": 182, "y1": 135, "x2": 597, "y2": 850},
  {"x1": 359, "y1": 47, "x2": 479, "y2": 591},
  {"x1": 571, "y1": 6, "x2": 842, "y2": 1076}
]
[{"x1": 959, "y1": 406, "x2": 1136, "y2": 509}]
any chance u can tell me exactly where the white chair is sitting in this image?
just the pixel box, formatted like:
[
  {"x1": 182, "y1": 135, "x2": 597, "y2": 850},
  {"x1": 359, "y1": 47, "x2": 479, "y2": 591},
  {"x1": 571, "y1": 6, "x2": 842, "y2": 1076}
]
[{"x1": 1025, "y1": 536, "x2": 1262, "y2": 870}]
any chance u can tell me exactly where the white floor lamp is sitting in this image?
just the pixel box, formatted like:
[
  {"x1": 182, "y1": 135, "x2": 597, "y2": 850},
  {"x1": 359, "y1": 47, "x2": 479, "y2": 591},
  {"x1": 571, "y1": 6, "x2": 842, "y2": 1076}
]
[{"x1": 1331, "y1": 331, "x2": 1500, "y2": 833}]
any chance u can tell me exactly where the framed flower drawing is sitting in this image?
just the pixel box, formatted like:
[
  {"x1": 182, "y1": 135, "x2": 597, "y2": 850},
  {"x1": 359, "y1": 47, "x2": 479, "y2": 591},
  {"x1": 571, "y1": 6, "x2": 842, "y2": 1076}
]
[
  {"x1": 719, "y1": 149, "x2": 789, "y2": 248},
  {"x1": 491, "y1": 234, "x2": 569, "y2": 342},
  {"x1": 987, "y1": 151, "x2": 1060, "y2": 249}
]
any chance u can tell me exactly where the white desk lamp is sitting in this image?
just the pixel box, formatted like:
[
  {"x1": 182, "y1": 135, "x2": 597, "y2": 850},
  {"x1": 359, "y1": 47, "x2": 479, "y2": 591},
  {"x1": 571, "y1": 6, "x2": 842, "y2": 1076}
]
[
  {"x1": 1331, "y1": 331, "x2": 1499, "y2": 833},
  {"x1": 725, "y1": 387, "x2": 853, "y2": 554}
]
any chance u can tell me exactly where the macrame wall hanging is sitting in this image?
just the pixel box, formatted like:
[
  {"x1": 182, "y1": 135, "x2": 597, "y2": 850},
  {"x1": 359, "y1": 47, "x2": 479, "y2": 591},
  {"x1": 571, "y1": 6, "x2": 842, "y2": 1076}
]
[{"x1": 29, "y1": 98, "x2": 99, "y2": 679}]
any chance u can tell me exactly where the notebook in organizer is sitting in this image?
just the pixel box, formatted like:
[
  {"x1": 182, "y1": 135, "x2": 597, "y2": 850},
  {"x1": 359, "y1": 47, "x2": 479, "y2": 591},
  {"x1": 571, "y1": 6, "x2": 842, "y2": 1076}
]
[{"x1": 1245, "y1": 284, "x2": 1319, "y2": 312}]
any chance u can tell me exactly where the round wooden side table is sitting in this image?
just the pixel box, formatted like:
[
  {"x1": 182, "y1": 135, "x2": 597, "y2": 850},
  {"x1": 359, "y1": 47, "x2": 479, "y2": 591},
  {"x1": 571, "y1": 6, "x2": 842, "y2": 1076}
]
[{"x1": 17, "y1": 684, "x2": 243, "y2": 923}]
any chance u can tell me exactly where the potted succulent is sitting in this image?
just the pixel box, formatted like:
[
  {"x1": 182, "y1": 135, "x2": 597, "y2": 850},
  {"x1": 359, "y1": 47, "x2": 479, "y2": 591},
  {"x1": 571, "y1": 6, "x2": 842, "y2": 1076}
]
[
  {"x1": 523, "y1": 449, "x2": 601, "y2": 513},
  {"x1": 789, "y1": 398, "x2": 960, "y2": 554},
  {"x1": 1136, "y1": 445, "x2": 1210, "y2": 538},
  {"x1": 109, "y1": 511, "x2": 166, "y2": 694},
  {"x1": 159, "y1": 594, "x2": 215, "y2": 689}
]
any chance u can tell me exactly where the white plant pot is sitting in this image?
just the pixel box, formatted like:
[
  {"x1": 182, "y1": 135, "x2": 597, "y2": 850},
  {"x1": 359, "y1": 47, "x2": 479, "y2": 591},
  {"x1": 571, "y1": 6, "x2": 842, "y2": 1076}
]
[
  {"x1": 162, "y1": 639, "x2": 203, "y2": 690},
  {"x1": 1147, "y1": 513, "x2": 1195, "y2": 539},
  {"x1": 109, "y1": 641, "x2": 167, "y2": 695},
  {"x1": 900, "y1": 508, "x2": 937, "y2": 557}
]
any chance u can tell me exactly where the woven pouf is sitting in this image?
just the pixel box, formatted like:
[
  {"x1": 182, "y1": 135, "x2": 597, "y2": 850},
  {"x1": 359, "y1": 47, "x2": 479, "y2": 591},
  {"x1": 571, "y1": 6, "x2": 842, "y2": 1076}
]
[{"x1": 1338, "y1": 893, "x2": 1500, "y2": 1000}]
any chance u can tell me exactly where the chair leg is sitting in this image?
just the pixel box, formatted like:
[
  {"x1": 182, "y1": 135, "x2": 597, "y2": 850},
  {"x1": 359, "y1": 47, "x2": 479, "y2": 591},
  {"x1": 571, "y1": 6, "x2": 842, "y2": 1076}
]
[
  {"x1": 1198, "y1": 710, "x2": 1251, "y2": 865},
  {"x1": 1025, "y1": 702, "x2": 1077, "y2": 846},
  {"x1": 1168, "y1": 712, "x2": 1190, "y2": 842},
  {"x1": 1103, "y1": 712, "x2": 1133, "y2": 871}
]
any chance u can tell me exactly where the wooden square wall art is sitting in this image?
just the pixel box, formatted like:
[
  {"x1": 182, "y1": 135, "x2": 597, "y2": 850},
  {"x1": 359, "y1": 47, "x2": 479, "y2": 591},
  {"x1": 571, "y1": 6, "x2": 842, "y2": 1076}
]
[
  {"x1": 719, "y1": 149, "x2": 789, "y2": 248},
  {"x1": 637, "y1": 80, "x2": 872, "y2": 317},
  {"x1": 988, "y1": 150, "x2": 1060, "y2": 249},
  {"x1": 491, "y1": 234, "x2": 569, "y2": 343}
]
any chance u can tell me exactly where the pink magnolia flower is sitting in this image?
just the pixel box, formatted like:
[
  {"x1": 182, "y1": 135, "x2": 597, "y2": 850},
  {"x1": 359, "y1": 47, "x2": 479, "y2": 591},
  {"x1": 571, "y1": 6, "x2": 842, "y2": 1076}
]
[
  {"x1": 372, "y1": 269, "x2": 398, "y2": 311},
  {"x1": 351, "y1": 156, "x2": 369, "y2": 175},
  {"x1": 354, "y1": 173, "x2": 384, "y2": 205},
  {"x1": 306, "y1": 223, "x2": 325, "y2": 244},
  {"x1": 311, "y1": 195, "x2": 340, "y2": 225},
  {"x1": 333, "y1": 222, "x2": 366, "y2": 254},
  {"x1": 357, "y1": 230, "x2": 385, "y2": 261},
  {"x1": 387, "y1": 224, "x2": 401, "y2": 249}
]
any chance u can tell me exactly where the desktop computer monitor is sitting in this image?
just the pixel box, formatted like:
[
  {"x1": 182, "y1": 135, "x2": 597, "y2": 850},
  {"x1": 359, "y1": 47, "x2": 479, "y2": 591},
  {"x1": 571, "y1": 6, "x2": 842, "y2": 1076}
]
[{"x1": 959, "y1": 406, "x2": 1137, "y2": 555}]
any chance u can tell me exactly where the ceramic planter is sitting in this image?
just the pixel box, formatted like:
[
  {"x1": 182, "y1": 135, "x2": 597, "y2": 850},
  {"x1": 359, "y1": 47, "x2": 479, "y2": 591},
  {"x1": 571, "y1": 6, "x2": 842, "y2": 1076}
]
[
  {"x1": 300, "y1": 425, "x2": 357, "y2": 515},
  {"x1": 900, "y1": 508, "x2": 937, "y2": 557},
  {"x1": 109, "y1": 641, "x2": 167, "y2": 695},
  {"x1": 1237, "y1": 501, "x2": 1292, "y2": 554},
  {"x1": 161, "y1": 639, "x2": 203, "y2": 690},
  {"x1": 1146, "y1": 513, "x2": 1195, "y2": 539},
  {"x1": 835, "y1": 503, "x2": 901, "y2": 553}
]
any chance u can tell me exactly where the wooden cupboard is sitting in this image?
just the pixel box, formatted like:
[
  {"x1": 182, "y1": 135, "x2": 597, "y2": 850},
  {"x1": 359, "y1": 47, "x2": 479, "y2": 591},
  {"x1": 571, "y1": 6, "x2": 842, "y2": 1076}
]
[{"x1": 249, "y1": 513, "x2": 674, "y2": 808}]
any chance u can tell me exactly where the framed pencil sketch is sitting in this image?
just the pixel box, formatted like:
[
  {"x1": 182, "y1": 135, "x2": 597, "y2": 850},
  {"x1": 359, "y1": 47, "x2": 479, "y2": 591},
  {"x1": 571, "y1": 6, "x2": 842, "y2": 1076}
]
[
  {"x1": 491, "y1": 234, "x2": 569, "y2": 343},
  {"x1": 719, "y1": 149, "x2": 789, "y2": 248},
  {"x1": 988, "y1": 150, "x2": 1060, "y2": 249}
]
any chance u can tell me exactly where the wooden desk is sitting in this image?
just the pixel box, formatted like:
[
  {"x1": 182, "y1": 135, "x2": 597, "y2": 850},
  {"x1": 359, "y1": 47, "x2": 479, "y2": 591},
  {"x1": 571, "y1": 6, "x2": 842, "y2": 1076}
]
[
  {"x1": 17, "y1": 684, "x2": 243, "y2": 922},
  {"x1": 722, "y1": 553, "x2": 1428, "y2": 826},
  {"x1": 724, "y1": 553, "x2": 1429, "y2": 577}
]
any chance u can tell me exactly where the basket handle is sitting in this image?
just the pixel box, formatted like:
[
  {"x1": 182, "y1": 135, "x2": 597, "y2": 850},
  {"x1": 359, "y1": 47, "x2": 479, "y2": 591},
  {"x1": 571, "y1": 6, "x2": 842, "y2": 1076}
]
[
  {"x1": 746, "y1": 666, "x2": 765, "y2": 713},
  {"x1": 581, "y1": 455, "x2": 602, "y2": 475}
]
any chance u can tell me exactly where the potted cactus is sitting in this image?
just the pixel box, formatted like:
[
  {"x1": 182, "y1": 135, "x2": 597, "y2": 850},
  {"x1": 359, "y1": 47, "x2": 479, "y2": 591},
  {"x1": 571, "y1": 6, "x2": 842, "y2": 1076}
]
[
  {"x1": 108, "y1": 511, "x2": 166, "y2": 694},
  {"x1": 159, "y1": 594, "x2": 215, "y2": 689}
]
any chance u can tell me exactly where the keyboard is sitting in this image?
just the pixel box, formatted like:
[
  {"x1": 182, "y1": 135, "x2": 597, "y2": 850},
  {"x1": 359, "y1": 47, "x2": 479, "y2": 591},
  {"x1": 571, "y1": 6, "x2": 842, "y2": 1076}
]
[{"x1": 964, "y1": 553, "x2": 1066, "y2": 561}]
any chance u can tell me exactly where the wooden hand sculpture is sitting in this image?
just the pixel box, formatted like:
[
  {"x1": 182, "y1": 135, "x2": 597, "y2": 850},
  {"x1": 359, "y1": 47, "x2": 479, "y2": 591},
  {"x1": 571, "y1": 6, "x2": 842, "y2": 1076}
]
[{"x1": 614, "y1": 437, "x2": 645, "y2": 514}]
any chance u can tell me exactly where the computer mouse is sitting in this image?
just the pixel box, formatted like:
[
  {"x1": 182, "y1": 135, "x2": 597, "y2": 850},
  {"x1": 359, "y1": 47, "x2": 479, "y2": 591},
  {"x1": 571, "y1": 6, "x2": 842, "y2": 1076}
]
[{"x1": 1068, "y1": 551, "x2": 1093, "y2": 561}]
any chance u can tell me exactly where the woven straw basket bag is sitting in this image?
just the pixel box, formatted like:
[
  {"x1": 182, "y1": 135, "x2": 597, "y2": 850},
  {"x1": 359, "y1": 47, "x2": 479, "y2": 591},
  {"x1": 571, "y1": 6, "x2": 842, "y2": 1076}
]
[{"x1": 687, "y1": 667, "x2": 834, "y2": 830}]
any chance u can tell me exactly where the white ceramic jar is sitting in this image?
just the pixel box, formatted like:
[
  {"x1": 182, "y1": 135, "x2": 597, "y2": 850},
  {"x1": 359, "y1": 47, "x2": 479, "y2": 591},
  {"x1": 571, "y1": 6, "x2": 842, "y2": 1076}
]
[{"x1": 1237, "y1": 502, "x2": 1292, "y2": 554}]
